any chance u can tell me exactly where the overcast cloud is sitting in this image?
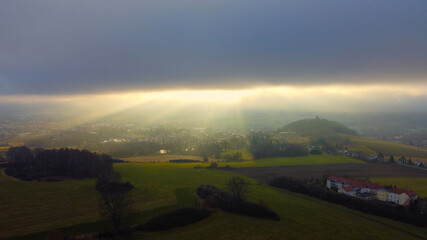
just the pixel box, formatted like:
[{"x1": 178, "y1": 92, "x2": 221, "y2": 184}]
[{"x1": 0, "y1": 0, "x2": 426, "y2": 95}]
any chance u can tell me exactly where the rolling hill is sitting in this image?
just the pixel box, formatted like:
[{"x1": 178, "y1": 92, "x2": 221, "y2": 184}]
[{"x1": 282, "y1": 117, "x2": 357, "y2": 137}]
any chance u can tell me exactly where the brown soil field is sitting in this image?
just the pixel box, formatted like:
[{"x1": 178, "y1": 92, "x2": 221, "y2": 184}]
[{"x1": 227, "y1": 163, "x2": 427, "y2": 182}]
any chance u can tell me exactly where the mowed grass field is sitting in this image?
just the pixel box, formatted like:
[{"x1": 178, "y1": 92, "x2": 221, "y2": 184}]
[
  {"x1": 347, "y1": 135, "x2": 427, "y2": 160},
  {"x1": 370, "y1": 177, "x2": 427, "y2": 198},
  {"x1": 2, "y1": 159, "x2": 427, "y2": 240}
]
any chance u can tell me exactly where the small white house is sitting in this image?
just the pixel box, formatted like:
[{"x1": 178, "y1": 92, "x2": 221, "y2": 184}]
[{"x1": 414, "y1": 161, "x2": 425, "y2": 168}]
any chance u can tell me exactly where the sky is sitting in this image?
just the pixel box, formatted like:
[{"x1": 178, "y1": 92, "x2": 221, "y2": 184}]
[{"x1": 0, "y1": 0, "x2": 426, "y2": 114}]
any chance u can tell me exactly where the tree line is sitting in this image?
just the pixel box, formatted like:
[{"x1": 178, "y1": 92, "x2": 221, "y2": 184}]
[
  {"x1": 5, "y1": 146, "x2": 113, "y2": 181},
  {"x1": 249, "y1": 132, "x2": 308, "y2": 159}
]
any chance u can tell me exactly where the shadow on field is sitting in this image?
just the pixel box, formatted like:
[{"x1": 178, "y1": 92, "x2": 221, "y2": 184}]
[{"x1": 6, "y1": 188, "x2": 198, "y2": 240}]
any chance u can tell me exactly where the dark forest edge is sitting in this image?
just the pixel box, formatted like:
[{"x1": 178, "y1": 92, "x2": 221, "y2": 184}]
[{"x1": 3, "y1": 146, "x2": 113, "y2": 181}]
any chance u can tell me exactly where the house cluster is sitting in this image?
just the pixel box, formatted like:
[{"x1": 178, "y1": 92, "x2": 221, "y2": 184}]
[
  {"x1": 397, "y1": 156, "x2": 425, "y2": 168},
  {"x1": 332, "y1": 149, "x2": 359, "y2": 157},
  {"x1": 327, "y1": 176, "x2": 418, "y2": 206}
]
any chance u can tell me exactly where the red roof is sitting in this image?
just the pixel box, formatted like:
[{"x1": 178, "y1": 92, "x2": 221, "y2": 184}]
[
  {"x1": 328, "y1": 176, "x2": 382, "y2": 190},
  {"x1": 387, "y1": 188, "x2": 417, "y2": 197},
  {"x1": 342, "y1": 186, "x2": 354, "y2": 192}
]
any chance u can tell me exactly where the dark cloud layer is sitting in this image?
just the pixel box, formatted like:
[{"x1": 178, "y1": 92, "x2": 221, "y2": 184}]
[{"x1": 1, "y1": 0, "x2": 426, "y2": 94}]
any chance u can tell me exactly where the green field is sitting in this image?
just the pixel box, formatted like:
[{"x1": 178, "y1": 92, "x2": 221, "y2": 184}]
[
  {"x1": 348, "y1": 145, "x2": 377, "y2": 155},
  {"x1": 370, "y1": 177, "x2": 427, "y2": 198},
  {"x1": 122, "y1": 154, "x2": 363, "y2": 169},
  {"x1": 1, "y1": 159, "x2": 427, "y2": 240},
  {"x1": 347, "y1": 135, "x2": 427, "y2": 159},
  {"x1": 222, "y1": 154, "x2": 363, "y2": 167}
]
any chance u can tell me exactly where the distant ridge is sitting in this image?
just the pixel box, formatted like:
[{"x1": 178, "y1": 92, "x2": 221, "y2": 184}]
[{"x1": 282, "y1": 117, "x2": 357, "y2": 137}]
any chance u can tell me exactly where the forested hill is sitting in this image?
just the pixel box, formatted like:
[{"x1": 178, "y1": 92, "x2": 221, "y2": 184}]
[{"x1": 282, "y1": 117, "x2": 357, "y2": 137}]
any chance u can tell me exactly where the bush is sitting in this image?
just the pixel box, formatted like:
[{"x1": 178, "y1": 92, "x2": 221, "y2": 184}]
[
  {"x1": 196, "y1": 184, "x2": 280, "y2": 221},
  {"x1": 208, "y1": 162, "x2": 218, "y2": 169},
  {"x1": 137, "y1": 208, "x2": 211, "y2": 231},
  {"x1": 223, "y1": 199, "x2": 281, "y2": 221}
]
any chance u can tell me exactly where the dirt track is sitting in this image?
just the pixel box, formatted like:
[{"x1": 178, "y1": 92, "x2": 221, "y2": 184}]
[{"x1": 226, "y1": 163, "x2": 427, "y2": 182}]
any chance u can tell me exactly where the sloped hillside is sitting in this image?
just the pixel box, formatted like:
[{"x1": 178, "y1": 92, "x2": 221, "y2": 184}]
[{"x1": 282, "y1": 117, "x2": 357, "y2": 137}]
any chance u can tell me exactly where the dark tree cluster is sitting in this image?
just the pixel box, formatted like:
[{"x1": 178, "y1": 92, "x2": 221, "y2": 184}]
[
  {"x1": 269, "y1": 177, "x2": 427, "y2": 227},
  {"x1": 310, "y1": 136, "x2": 351, "y2": 153},
  {"x1": 169, "y1": 159, "x2": 201, "y2": 163},
  {"x1": 5, "y1": 146, "x2": 113, "y2": 181},
  {"x1": 194, "y1": 142, "x2": 222, "y2": 158},
  {"x1": 196, "y1": 184, "x2": 280, "y2": 221},
  {"x1": 250, "y1": 132, "x2": 308, "y2": 159}
]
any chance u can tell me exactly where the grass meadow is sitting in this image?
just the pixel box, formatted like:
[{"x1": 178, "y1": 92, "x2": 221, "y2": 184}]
[
  {"x1": 122, "y1": 154, "x2": 364, "y2": 169},
  {"x1": 347, "y1": 135, "x2": 427, "y2": 160},
  {"x1": 1, "y1": 157, "x2": 427, "y2": 240}
]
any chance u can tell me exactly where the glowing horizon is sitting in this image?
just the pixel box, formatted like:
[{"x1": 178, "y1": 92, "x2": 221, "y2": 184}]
[{"x1": 1, "y1": 83, "x2": 427, "y2": 104}]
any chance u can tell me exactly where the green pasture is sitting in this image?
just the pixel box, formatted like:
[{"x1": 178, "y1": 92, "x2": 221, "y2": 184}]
[
  {"x1": 223, "y1": 154, "x2": 363, "y2": 167},
  {"x1": 1, "y1": 160, "x2": 427, "y2": 240},
  {"x1": 123, "y1": 154, "x2": 363, "y2": 169},
  {"x1": 370, "y1": 177, "x2": 427, "y2": 198}
]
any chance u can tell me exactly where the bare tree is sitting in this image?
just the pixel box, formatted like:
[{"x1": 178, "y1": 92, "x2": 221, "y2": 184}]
[
  {"x1": 97, "y1": 172, "x2": 134, "y2": 232},
  {"x1": 227, "y1": 176, "x2": 250, "y2": 201}
]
